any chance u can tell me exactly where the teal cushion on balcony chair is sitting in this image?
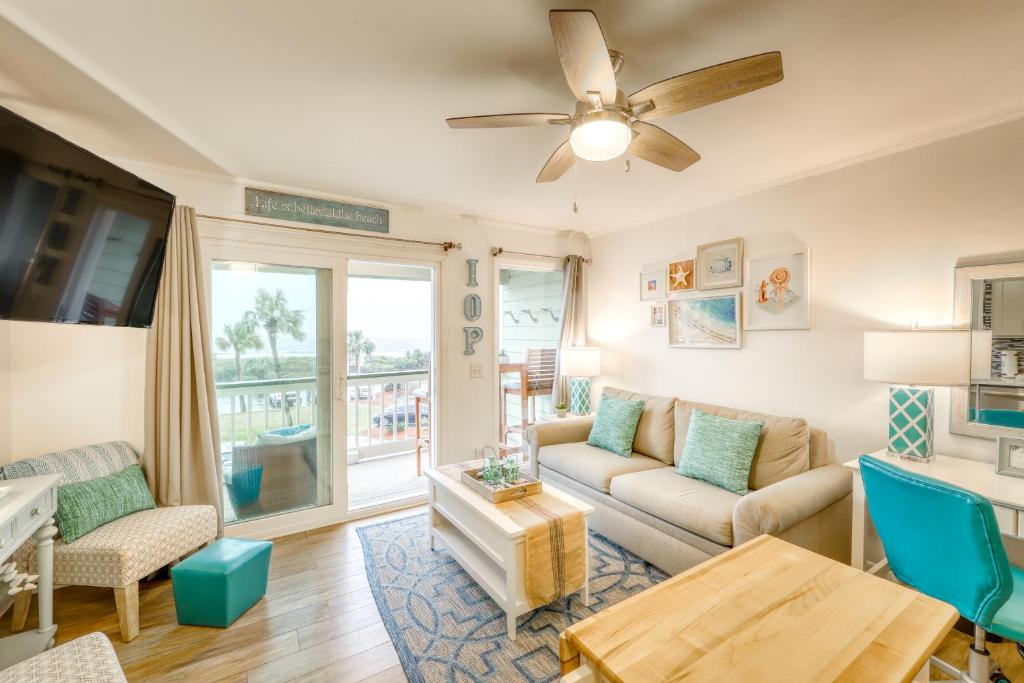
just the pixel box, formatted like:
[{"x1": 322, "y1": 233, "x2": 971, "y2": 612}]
[
  {"x1": 171, "y1": 538, "x2": 272, "y2": 628},
  {"x1": 225, "y1": 464, "x2": 263, "y2": 507},
  {"x1": 859, "y1": 455, "x2": 1024, "y2": 641}
]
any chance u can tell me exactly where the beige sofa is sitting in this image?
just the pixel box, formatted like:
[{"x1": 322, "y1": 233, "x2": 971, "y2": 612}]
[{"x1": 525, "y1": 387, "x2": 852, "y2": 575}]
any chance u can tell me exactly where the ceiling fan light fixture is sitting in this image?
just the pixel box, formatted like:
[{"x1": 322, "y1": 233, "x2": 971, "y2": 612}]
[{"x1": 569, "y1": 110, "x2": 632, "y2": 162}]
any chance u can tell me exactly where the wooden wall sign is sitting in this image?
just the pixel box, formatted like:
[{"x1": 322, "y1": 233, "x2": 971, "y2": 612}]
[{"x1": 245, "y1": 187, "x2": 389, "y2": 233}]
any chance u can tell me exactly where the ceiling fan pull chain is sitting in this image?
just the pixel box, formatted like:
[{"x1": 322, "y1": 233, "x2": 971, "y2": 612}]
[
  {"x1": 572, "y1": 164, "x2": 580, "y2": 213},
  {"x1": 625, "y1": 147, "x2": 631, "y2": 174}
]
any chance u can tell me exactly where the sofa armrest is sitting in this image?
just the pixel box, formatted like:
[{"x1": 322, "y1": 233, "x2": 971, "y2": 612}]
[
  {"x1": 733, "y1": 464, "x2": 852, "y2": 546},
  {"x1": 524, "y1": 417, "x2": 594, "y2": 475}
]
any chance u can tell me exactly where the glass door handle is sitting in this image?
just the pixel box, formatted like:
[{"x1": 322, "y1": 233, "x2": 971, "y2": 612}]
[{"x1": 335, "y1": 375, "x2": 346, "y2": 400}]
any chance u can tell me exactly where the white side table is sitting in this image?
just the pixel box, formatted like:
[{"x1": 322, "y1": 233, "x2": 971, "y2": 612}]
[{"x1": 0, "y1": 474, "x2": 60, "y2": 669}]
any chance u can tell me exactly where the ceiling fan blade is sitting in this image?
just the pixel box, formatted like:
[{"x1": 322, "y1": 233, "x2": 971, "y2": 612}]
[
  {"x1": 629, "y1": 52, "x2": 783, "y2": 121},
  {"x1": 536, "y1": 140, "x2": 575, "y2": 183},
  {"x1": 549, "y1": 10, "x2": 618, "y2": 105},
  {"x1": 629, "y1": 122, "x2": 700, "y2": 172},
  {"x1": 447, "y1": 113, "x2": 571, "y2": 129}
]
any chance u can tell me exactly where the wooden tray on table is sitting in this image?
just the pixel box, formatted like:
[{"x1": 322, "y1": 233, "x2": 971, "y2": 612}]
[{"x1": 460, "y1": 468, "x2": 541, "y2": 503}]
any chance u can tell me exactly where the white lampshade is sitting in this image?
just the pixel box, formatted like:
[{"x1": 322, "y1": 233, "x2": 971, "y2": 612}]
[
  {"x1": 863, "y1": 329, "x2": 970, "y2": 386},
  {"x1": 560, "y1": 346, "x2": 601, "y2": 378},
  {"x1": 971, "y1": 330, "x2": 994, "y2": 381}
]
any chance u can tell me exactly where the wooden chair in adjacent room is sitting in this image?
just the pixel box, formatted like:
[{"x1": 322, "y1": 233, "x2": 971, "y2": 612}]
[{"x1": 500, "y1": 347, "x2": 557, "y2": 449}]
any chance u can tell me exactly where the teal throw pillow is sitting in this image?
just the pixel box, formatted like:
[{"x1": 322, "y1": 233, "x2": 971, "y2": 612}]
[
  {"x1": 677, "y1": 409, "x2": 764, "y2": 495},
  {"x1": 587, "y1": 395, "x2": 645, "y2": 457},
  {"x1": 55, "y1": 464, "x2": 156, "y2": 543}
]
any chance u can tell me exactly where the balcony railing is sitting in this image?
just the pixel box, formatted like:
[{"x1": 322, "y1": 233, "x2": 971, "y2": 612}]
[{"x1": 215, "y1": 369, "x2": 429, "y2": 463}]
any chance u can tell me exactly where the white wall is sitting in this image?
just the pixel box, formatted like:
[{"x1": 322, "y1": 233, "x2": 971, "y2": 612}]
[
  {"x1": 589, "y1": 116, "x2": 1024, "y2": 465},
  {"x1": 0, "y1": 160, "x2": 573, "y2": 465}
]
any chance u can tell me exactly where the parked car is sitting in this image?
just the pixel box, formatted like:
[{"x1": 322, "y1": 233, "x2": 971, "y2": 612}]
[
  {"x1": 268, "y1": 391, "x2": 299, "y2": 408},
  {"x1": 373, "y1": 406, "x2": 429, "y2": 428}
]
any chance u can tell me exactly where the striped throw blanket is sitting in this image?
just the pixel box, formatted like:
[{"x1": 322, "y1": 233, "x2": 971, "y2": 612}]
[{"x1": 440, "y1": 462, "x2": 586, "y2": 608}]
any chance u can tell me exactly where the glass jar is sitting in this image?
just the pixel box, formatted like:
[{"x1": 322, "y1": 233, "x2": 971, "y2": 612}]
[
  {"x1": 482, "y1": 452, "x2": 502, "y2": 484},
  {"x1": 502, "y1": 457, "x2": 521, "y2": 484}
]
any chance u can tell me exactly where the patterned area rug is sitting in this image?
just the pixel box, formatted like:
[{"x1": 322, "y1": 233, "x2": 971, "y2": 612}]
[{"x1": 357, "y1": 513, "x2": 668, "y2": 682}]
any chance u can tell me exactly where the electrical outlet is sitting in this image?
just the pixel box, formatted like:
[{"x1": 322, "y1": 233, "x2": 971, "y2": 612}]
[{"x1": 469, "y1": 362, "x2": 483, "y2": 378}]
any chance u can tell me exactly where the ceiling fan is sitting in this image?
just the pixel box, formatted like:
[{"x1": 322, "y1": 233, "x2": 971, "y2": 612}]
[{"x1": 446, "y1": 9, "x2": 783, "y2": 183}]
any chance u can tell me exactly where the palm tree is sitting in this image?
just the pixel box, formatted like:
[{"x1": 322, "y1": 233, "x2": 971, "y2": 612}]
[
  {"x1": 348, "y1": 330, "x2": 376, "y2": 374},
  {"x1": 253, "y1": 288, "x2": 306, "y2": 424},
  {"x1": 215, "y1": 312, "x2": 262, "y2": 411}
]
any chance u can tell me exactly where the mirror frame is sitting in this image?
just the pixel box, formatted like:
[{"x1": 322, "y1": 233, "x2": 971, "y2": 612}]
[{"x1": 951, "y1": 262, "x2": 1024, "y2": 439}]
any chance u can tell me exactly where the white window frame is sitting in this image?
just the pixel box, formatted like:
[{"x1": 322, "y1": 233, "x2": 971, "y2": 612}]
[{"x1": 199, "y1": 217, "x2": 444, "y2": 539}]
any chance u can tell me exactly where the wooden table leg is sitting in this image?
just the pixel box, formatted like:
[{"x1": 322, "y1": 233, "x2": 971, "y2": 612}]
[{"x1": 560, "y1": 632, "x2": 581, "y2": 676}]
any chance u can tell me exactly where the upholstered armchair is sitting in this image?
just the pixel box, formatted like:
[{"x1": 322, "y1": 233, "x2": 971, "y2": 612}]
[{"x1": 1, "y1": 442, "x2": 217, "y2": 642}]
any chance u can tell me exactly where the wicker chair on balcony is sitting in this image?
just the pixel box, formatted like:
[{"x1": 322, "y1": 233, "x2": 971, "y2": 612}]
[{"x1": 501, "y1": 347, "x2": 557, "y2": 447}]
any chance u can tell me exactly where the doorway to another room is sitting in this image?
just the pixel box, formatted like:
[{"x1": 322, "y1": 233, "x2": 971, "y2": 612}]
[{"x1": 498, "y1": 265, "x2": 565, "y2": 451}]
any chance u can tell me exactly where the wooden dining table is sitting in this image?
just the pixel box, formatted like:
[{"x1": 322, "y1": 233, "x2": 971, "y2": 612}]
[{"x1": 559, "y1": 534, "x2": 958, "y2": 683}]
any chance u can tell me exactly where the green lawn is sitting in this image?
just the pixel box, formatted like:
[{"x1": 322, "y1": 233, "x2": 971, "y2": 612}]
[{"x1": 218, "y1": 396, "x2": 425, "y2": 448}]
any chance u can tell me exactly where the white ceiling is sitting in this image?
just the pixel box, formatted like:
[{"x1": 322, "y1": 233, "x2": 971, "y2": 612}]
[{"x1": 1, "y1": 0, "x2": 1022, "y2": 234}]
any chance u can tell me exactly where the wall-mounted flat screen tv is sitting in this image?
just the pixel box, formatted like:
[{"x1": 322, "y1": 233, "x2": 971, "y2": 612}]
[{"x1": 0, "y1": 104, "x2": 175, "y2": 327}]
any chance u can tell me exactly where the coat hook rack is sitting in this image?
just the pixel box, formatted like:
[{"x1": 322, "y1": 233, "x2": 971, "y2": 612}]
[
  {"x1": 520, "y1": 308, "x2": 539, "y2": 323},
  {"x1": 504, "y1": 310, "x2": 520, "y2": 324},
  {"x1": 539, "y1": 307, "x2": 561, "y2": 322}
]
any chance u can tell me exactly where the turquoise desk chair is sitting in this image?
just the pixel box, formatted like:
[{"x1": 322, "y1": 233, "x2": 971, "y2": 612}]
[{"x1": 860, "y1": 455, "x2": 1024, "y2": 682}]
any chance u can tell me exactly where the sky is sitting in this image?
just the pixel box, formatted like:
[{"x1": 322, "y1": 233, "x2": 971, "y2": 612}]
[{"x1": 210, "y1": 263, "x2": 432, "y2": 358}]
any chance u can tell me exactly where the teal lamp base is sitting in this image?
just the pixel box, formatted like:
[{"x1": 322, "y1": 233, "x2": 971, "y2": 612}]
[
  {"x1": 887, "y1": 385, "x2": 935, "y2": 462},
  {"x1": 569, "y1": 378, "x2": 592, "y2": 415}
]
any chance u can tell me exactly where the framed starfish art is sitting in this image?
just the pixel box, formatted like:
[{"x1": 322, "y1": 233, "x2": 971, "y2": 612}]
[{"x1": 667, "y1": 259, "x2": 695, "y2": 294}]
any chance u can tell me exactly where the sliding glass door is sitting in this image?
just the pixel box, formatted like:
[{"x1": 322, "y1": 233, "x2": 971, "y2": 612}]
[
  {"x1": 210, "y1": 260, "x2": 339, "y2": 524},
  {"x1": 203, "y1": 228, "x2": 439, "y2": 533}
]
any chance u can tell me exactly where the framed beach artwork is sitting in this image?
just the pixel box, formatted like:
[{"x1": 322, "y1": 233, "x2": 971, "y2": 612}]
[
  {"x1": 651, "y1": 303, "x2": 666, "y2": 327},
  {"x1": 668, "y1": 292, "x2": 742, "y2": 349},
  {"x1": 744, "y1": 250, "x2": 811, "y2": 330},
  {"x1": 696, "y1": 238, "x2": 743, "y2": 290},
  {"x1": 639, "y1": 268, "x2": 666, "y2": 301},
  {"x1": 667, "y1": 259, "x2": 695, "y2": 295}
]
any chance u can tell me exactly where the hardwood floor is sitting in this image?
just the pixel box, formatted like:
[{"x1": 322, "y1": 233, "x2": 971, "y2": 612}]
[{"x1": 3, "y1": 506, "x2": 1022, "y2": 681}]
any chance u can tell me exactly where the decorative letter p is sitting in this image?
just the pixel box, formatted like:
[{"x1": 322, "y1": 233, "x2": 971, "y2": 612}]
[{"x1": 463, "y1": 326, "x2": 483, "y2": 355}]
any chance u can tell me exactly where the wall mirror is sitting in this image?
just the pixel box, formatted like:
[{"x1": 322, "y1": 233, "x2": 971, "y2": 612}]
[{"x1": 952, "y1": 262, "x2": 1024, "y2": 438}]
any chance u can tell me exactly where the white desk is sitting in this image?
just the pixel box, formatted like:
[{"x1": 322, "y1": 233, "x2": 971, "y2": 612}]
[
  {"x1": 844, "y1": 450, "x2": 1024, "y2": 570},
  {"x1": 0, "y1": 475, "x2": 60, "y2": 669}
]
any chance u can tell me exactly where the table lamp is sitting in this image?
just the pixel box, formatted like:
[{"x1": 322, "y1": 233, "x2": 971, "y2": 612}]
[
  {"x1": 863, "y1": 329, "x2": 970, "y2": 461},
  {"x1": 560, "y1": 347, "x2": 601, "y2": 415}
]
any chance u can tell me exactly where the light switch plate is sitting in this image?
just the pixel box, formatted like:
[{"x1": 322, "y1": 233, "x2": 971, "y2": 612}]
[{"x1": 470, "y1": 363, "x2": 483, "y2": 378}]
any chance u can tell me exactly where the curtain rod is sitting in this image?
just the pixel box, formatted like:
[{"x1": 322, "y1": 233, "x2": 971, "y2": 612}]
[
  {"x1": 196, "y1": 213, "x2": 462, "y2": 252},
  {"x1": 490, "y1": 247, "x2": 592, "y2": 264}
]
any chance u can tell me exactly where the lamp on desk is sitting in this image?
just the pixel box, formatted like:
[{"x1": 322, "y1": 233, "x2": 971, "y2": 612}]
[
  {"x1": 559, "y1": 346, "x2": 601, "y2": 415},
  {"x1": 863, "y1": 329, "x2": 970, "y2": 462}
]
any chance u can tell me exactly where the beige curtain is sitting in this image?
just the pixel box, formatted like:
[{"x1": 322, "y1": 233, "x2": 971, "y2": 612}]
[
  {"x1": 144, "y1": 205, "x2": 224, "y2": 532},
  {"x1": 554, "y1": 255, "x2": 588, "y2": 406}
]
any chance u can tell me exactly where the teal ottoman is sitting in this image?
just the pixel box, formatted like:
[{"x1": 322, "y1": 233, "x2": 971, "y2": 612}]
[{"x1": 171, "y1": 538, "x2": 272, "y2": 628}]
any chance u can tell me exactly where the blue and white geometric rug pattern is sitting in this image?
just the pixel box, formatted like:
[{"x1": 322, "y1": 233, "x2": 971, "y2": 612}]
[{"x1": 357, "y1": 513, "x2": 668, "y2": 683}]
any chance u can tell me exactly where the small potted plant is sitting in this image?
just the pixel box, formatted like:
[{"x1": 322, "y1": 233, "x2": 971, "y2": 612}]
[{"x1": 555, "y1": 401, "x2": 568, "y2": 418}]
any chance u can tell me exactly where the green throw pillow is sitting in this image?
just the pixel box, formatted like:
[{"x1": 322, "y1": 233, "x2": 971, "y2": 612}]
[
  {"x1": 677, "y1": 409, "x2": 764, "y2": 495},
  {"x1": 587, "y1": 395, "x2": 645, "y2": 457},
  {"x1": 55, "y1": 464, "x2": 156, "y2": 543}
]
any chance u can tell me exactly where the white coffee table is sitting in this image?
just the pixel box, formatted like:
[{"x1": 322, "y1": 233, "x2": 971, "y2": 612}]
[{"x1": 425, "y1": 466, "x2": 594, "y2": 640}]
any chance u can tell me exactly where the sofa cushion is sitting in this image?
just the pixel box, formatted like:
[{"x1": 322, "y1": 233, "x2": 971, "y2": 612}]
[
  {"x1": 14, "y1": 505, "x2": 218, "y2": 588},
  {"x1": 674, "y1": 401, "x2": 810, "y2": 490},
  {"x1": 0, "y1": 441, "x2": 138, "y2": 485},
  {"x1": 587, "y1": 395, "x2": 645, "y2": 457},
  {"x1": 55, "y1": 464, "x2": 157, "y2": 543},
  {"x1": 0, "y1": 632, "x2": 126, "y2": 683},
  {"x1": 538, "y1": 442, "x2": 665, "y2": 493},
  {"x1": 603, "y1": 387, "x2": 675, "y2": 465},
  {"x1": 678, "y1": 409, "x2": 763, "y2": 495},
  {"x1": 610, "y1": 468, "x2": 741, "y2": 546}
]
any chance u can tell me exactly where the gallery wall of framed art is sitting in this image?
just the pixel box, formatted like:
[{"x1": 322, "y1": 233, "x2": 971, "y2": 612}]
[{"x1": 639, "y1": 237, "x2": 811, "y2": 348}]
